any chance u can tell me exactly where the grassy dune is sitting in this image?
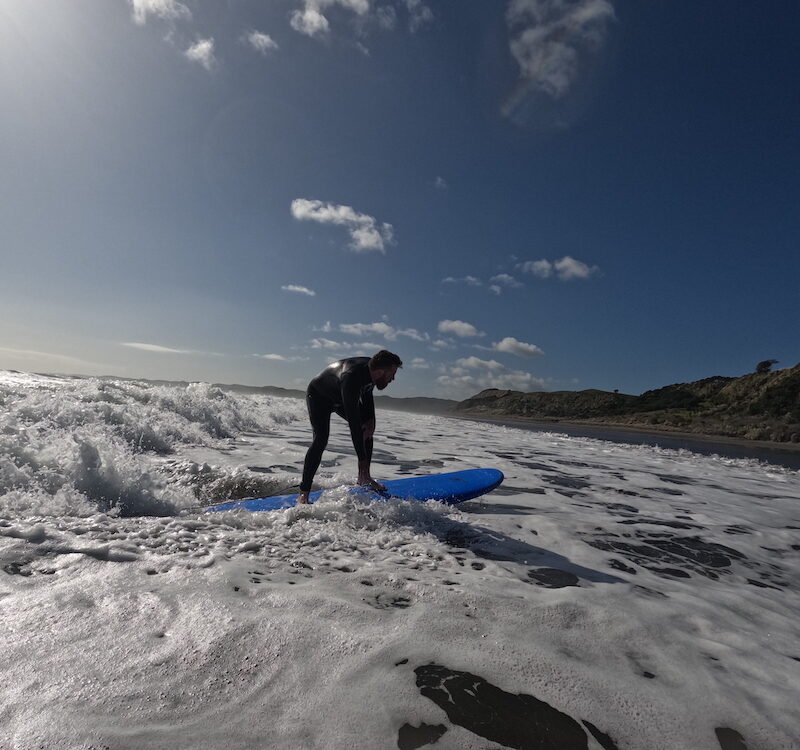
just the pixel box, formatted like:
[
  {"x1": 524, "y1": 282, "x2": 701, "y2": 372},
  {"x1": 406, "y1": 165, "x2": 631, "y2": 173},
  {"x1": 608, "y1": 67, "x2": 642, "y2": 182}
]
[{"x1": 455, "y1": 364, "x2": 800, "y2": 443}]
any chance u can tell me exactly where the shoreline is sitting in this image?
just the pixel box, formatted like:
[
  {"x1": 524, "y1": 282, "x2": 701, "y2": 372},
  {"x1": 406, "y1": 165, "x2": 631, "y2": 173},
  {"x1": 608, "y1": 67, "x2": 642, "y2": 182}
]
[{"x1": 448, "y1": 413, "x2": 800, "y2": 455}]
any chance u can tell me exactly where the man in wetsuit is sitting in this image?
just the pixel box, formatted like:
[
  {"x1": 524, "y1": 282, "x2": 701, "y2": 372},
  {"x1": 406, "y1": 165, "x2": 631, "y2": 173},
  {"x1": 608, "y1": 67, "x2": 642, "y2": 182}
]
[{"x1": 298, "y1": 350, "x2": 402, "y2": 504}]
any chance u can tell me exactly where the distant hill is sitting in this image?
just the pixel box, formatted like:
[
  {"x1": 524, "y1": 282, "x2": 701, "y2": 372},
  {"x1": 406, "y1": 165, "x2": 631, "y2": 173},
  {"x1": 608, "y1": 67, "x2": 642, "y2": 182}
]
[
  {"x1": 212, "y1": 383, "x2": 456, "y2": 415},
  {"x1": 454, "y1": 364, "x2": 800, "y2": 444}
]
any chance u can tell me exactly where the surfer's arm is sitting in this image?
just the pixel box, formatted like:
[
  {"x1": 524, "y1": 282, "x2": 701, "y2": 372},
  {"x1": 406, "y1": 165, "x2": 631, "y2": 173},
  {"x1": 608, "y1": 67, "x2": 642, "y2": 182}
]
[
  {"x1": 340, "y1": 373, "x2": 368, "y2": 462},
  {"x1": 361, "y1": 387, "x2": 376, "y2": 439},
  {"x1": 341, "y1": 376, "x2": 385, "y2": 491},
  {"x1": 363, "y1": 388, "x2": 375, "y2": 425},
  {"x1": 356, "y1": 386, "x2": 383, "y2": 489}
]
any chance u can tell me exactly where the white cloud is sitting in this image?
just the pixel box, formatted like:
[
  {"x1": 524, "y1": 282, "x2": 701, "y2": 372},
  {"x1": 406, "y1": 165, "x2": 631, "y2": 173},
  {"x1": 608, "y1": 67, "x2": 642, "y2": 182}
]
[
  {"x1": 518, "y1": 259, "x2": 553, "y2": 278},
  {"x1": 411, "y1": 357, "x2": 430, "y2": 369},
  {"x1": 489, "y1": 370, "x2": 546, "y2": 390},
  {"x1": 282, "y1": 284, "x2": 316, "y2": 296},
  {"x1": 122, "y1": 342, "x2": 193, "y2": 354},
  {"x1": 490, "y1": 273, "x2": 522, "y2": 288},
  {"x1": 518, "y1": 255, "x2": 597, "y2": 280},
  {"x1": 287, "y1": 0, "x2": 432, "y2": 39},
  {"x1": 121, "y1": 342, "x2": 221, "y2": 356},
  {"x1": 129, "y1": 0, "x2": 191, "y2": 25},
  {"x1": 438, "y1": 319, "x2": 485, "y2": 338},
  {"x1": 435, "y1": 353, "x2": 548, "y2": 398},
  {"x1": 257, "y1": 353, "x2": 308, "y2": 362},
  {"x1": 310, "y1": 338, "x2": 382, "y2": 351},
  {"x1": 397, "y1": 328, "x2": 428, "y2": 342},
  {"x1": 310, "y1": 338, "x2": 348, "y2": 350},
  {"x1": 506, "y1": 0, "x2": 615, "y2": 97},
  {"x1": 336, "y1": 322, "x2": 428, "y2": 342},
  {"x1": 435, "y1": 176, "x2": 448, "y2": 190},
  {"x1": 131, "y1": 1, "x2": 432, "y2": 66},
  {"x1": 436, "y1": 366, "x2": 546, "y2": 399},
  {"x1": 492, "y1": 336, "x2": 544, "y2": 357},
  {"x1": 376, "y1": 5, "x2": 397, "y2": 29},
  {"x1": 289, "y1": 0, "x2": 370, "y2": 38},
  {"x1": 184, "y1": 38, "x2": 216, "y2": 70},
  {"x1": 504, "y1": 0, "x2": 616, "y2": 125},
  {"x1": 290, "y1": 7, "x2": 330, "y2": 36},
  {"x1": 340, "y1": 322, "x2": 395, "y2": 339},
  {"x1": 435, "y1": 373, "x2": 475, "y2": 388},
  {"x1": 554, "y1": 255, "x2": 597, "y2": 279},
  {"x1": 333, "y1": 0, "x2": 371, "y2": 12},
  {"x1": 404, "y1": 0, "x2": 434, "y2": 32},
  {"x1": 291, "y1": 198, "x2": 394, "y2": 253},
  {"x1": 444, "y1": 274, "x2": 521, "y2": 294},
  {"x1": 442, "y1": 275, "x2": 482, "y2": 286},
  {"x1": 430, "y1": 339, "x2": 454, "y2": 350},
  {"x1": 245, "y1": 30, "x2": 279, "y2": 54},
  {"x1": 455, "y1": 356, "x2": 504, "y2": 371}
]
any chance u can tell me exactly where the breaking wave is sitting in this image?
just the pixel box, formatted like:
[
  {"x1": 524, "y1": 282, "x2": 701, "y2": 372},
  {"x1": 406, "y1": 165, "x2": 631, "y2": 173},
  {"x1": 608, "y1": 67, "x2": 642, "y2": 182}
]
[{"x1": 0, "y1": 372, "x2": 305, "y2": 517}]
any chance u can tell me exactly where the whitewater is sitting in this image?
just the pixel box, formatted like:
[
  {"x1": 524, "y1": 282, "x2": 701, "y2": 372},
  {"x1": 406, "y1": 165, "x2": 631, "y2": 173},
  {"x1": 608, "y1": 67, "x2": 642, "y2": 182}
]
[{"x1": 0, "y1": 371, "x2": 798, "y2": 750}]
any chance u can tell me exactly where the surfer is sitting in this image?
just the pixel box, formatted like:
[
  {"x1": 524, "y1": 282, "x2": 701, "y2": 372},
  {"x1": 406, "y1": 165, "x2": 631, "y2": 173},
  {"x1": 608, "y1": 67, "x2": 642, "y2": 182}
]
[{"x1": 297, "y1": 350, "x2": 403, "y2": 504}]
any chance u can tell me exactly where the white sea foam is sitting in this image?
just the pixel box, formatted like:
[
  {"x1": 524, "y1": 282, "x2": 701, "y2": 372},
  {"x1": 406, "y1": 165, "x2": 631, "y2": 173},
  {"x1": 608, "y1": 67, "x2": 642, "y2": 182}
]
[
  {"x1": 0, "y1": 371, "x2": 798, "y2": 749},
  {"x1": 0, "y1": 373, "x2": 306, "y2": 516}
]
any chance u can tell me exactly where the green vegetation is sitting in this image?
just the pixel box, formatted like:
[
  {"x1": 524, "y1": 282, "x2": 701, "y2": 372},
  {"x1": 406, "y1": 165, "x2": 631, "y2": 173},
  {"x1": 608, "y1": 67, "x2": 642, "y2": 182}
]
[{"x1": 454, "y1": 363, "x2": 800, "y2": 444}]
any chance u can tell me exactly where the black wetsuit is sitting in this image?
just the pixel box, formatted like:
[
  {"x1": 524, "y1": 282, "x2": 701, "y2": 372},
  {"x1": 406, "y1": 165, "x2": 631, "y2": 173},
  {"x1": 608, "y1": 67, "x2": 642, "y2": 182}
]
[{"x1": 299, "y1": 357, "x2": 375, "y2": 492}]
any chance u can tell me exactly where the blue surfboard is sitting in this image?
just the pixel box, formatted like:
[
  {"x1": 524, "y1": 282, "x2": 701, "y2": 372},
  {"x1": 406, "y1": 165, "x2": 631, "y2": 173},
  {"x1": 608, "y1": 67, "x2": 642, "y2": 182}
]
[{"x1": 205, "y1": 468, "x2": 504, "y2": 513}]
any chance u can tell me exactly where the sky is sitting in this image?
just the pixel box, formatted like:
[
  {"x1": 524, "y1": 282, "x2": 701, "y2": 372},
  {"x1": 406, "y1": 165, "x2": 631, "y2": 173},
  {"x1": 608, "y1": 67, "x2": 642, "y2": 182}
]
[{"x1": 0, "y1": 0, "x2": 798, "y2": 400}]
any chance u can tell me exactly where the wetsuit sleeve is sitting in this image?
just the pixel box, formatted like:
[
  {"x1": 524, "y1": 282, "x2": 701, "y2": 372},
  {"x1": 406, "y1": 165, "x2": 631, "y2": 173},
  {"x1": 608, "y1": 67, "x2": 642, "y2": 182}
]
[
  {"x1": 362, "y1": 387, "x2": 375, "y2": 425},
  {"x1": 340, "y1": 371, "x2": 368, "y2": 461}
]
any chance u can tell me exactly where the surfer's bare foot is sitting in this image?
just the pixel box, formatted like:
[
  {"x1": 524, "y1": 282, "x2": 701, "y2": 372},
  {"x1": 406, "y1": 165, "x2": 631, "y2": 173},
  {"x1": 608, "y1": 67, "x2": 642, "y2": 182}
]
[
  {"x1": 297, "y1": 492, "x2": 310, "y2": 504},
  {"x1": 360, "y1": 478, "x2": 386, "y2": 492}
]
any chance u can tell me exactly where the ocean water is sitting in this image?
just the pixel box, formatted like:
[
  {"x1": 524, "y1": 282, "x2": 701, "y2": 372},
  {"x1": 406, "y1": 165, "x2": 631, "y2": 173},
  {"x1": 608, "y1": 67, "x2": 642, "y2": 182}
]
[
  {"x1": 1, "y1": 370, "x2": 798, "y2": 750},
  {"x1": 472, "y1": 418, "x2": 800, "y2": 472}
]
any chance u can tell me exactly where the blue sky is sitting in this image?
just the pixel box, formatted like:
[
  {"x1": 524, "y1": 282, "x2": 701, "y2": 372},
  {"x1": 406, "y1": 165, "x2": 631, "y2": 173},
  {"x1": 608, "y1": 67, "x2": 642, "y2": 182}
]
[{"x1": 1, "y1": 0, "x2": 797, "y2": 399}]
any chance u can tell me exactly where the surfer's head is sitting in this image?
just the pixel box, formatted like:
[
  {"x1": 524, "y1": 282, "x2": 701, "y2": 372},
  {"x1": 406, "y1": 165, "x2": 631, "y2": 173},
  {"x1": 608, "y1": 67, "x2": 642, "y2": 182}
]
[{"x1": 369, "y1": 350, "x2": 402, "y2": 390}]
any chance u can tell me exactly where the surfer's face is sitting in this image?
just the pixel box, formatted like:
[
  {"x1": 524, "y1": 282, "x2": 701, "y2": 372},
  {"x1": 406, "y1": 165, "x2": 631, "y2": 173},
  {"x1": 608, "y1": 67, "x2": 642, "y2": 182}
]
[{"x1": 373, "y1": 366, "x2": 398, "y2": 390}]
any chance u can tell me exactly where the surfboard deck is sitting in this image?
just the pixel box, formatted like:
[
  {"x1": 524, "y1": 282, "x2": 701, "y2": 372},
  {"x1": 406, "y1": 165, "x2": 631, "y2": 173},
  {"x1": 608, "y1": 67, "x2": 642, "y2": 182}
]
[{"x1": 205, "y1": 468, "x2": 504, "y2": 513}]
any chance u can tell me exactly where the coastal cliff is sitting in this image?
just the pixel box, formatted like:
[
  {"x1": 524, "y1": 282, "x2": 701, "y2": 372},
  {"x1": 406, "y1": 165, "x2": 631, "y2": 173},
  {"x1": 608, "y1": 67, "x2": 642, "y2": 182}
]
[{"x1": 454, "y1": 364, "x2": 800, "y2": 443}]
